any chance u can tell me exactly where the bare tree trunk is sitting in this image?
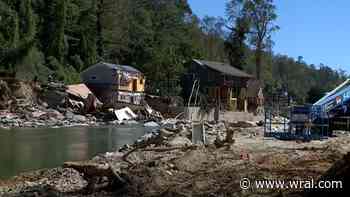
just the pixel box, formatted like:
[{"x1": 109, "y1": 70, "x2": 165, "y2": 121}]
[{"x1": 255, "y1": 43, "x2": 262, "y2": 80}]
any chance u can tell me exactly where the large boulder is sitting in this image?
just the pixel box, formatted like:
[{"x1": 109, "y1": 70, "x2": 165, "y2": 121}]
[{"x1": 168, "y1": 136, "x2": 192, "y2": 147}]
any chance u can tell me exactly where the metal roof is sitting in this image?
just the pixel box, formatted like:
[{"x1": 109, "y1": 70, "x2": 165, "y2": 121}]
[
  {"x1": 193, "y1": 59, "x2": 253, "y2": 78},
  {"x1": 121, "y1": 65, "x2": 142, "y2": 73},
  {"x1": 100, "y1": 62, "x2": 142, "y2": 74}
]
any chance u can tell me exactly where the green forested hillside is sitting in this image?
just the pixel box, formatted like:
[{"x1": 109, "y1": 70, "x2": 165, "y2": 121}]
[{"x1": 0, "y1": 0, "x2": 347, "y2": 103}]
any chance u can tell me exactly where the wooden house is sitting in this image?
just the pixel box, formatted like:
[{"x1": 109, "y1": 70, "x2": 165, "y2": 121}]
[
  {"x1": 81, "y1": 62, "x2": 145, "y2": 106},
  {"x1": 183, "y1": 59, "x2": 262, "y2": 112}
]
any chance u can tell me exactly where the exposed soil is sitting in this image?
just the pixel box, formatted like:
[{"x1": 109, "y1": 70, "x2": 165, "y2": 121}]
[{"x1": 1, "y1": 125, "x2": 349, "y2": 197}]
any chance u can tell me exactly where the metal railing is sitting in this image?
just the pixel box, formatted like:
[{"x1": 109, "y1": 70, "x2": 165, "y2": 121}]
[{"x1": 264, "y1": 105, "x2": 330, "y2": 141}]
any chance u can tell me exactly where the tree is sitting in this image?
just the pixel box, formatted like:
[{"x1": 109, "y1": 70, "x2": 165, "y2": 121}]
[
  {"x1": 225, "y1": 0, "x2": 250, "y2": 69},
  {"x1": 200, "y1": 16, "x2": 226, "y2": 61},
  {"x1": 44, "y1": 0, "x2": 67, "y2": 63},
  {"x1": 225, "y1": 17, "x2": 250, "y2": 69},
  {"x1": 69, "y1": 0, "x2": 98, "y2": 68},
  {"x1": 244, "y1": 0, "x2": 279, "y2": 80},
  {"x1": 307, "y1": 86, "x2": 326, "y2": 104},
  {"x1": 0, "y1": 0, "x2": 36, "y2": 72}
]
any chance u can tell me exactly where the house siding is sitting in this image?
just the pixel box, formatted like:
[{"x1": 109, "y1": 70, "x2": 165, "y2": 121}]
[{"x1": 81, "y1": 62, "x2": 146, "y2": 106}]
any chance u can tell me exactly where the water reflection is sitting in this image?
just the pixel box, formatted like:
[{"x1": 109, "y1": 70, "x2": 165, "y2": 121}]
[{"x1": 0, "y1": 126, "x2": 145, "y2": 179}]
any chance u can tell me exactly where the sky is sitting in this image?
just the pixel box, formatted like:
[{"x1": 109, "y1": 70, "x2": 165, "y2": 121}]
[{"x1": 188, "y1": 0, "x2": 350, "y2": 72}]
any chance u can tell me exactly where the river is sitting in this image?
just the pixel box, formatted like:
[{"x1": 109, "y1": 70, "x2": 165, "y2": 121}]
[{"x1": 0, "y1": 125, "x2": 146, "y2": 179}]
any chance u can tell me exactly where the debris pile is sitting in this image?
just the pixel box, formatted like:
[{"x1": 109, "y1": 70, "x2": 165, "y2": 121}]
[
  {"x1": 2, "y1": 119, "x2": 349, "y2": 196},
  {"x1": 0, "y1": 80, "x2": 163, "y2": 129},
  {"x1": 265, "y1": 115, "x2": 290, "y2": 132}
]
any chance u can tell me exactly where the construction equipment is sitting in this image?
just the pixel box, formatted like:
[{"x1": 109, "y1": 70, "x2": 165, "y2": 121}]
[
  {"x1": 313, "y1": 79, "x2": 350, "y2": 117},
  {"x1": 265, "y1": 79, "x2": 350, "y2": 141}
]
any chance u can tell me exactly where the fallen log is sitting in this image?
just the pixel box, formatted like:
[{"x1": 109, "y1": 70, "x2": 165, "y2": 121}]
[
  {"x1": 122, "y1": 132, "x2": 170, "y2": 164},
  {"x1": 63, "y1": 161, "x2": 115, "y2": 178}
]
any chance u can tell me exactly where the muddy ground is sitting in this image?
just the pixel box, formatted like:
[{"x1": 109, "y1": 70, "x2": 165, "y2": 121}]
[{"x1": 1, "y1": 125, "x2": 349, "y2": 197}]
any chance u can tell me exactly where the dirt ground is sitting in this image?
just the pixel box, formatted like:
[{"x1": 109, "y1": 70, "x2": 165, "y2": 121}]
[
  {"x1": 122, "y1": 128, "x2": 350, "y2": 197},
  {"x1": 1, "y1": 126, "x2": 350, "y2": 197}
]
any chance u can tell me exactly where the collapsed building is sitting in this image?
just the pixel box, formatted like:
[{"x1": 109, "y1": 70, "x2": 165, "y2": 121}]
[{"x1": 81, "y1": 62, "x2": 146, "y2": 107}]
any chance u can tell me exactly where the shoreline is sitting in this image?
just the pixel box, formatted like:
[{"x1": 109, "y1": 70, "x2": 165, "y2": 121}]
[
  {"x1": 1, "y1": 120, "x2": 349, "y2": 196},
  {"x1": 0, "y1": 108, "x2": 149, "y2": 130}
]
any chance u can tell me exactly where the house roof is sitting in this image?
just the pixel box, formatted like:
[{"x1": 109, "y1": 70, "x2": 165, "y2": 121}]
[
  {"x1": 66, "y1": 83, "x2": 93, "y2": 99},
  {"x1": 193, "y1": 59, "x2": 253, "y2": 78},
  {"x1": 99, "y1": 62, "x2": 142, "y2": 74}
]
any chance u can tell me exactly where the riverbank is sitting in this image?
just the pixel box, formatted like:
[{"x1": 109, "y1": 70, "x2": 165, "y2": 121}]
[
  {"x1": 1, "y1": 120, "x2": 349, "y2": 196},
  {"x1": 0, "y1": 80, "x2": 161, "y2": 129}
]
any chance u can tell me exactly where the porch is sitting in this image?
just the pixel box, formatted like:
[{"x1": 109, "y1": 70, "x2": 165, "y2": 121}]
[{"x1": 208, "y1": 86, "x2": 248, "y2": 112}]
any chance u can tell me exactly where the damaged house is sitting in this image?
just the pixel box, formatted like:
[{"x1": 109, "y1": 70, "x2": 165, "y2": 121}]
[
  {"x1": 81, "y1": 62, "x2": 146, "y2": 107},
  {"x1": 183, "y1": 59, "x2": 263, "y2": 113}
]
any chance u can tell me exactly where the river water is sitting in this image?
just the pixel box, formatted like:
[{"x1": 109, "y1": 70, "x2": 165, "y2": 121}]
[{"x1": 0, "y1": 125, "x2": 146, "y2": 179}]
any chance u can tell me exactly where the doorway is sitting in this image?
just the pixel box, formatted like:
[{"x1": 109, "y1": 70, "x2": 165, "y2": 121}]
[{"x1": 132, "y1": 79, "x2": 138, "y2": 92}]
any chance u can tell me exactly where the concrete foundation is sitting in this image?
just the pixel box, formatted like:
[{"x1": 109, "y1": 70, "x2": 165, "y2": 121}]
[{"x1": 184, "y1": 107, "x2": 263, "y2": 122}]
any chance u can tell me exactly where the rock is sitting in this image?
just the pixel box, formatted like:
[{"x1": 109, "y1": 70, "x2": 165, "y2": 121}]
[
  {"x1": 23, "y1": 122, "x2": 34, "y2": 128},
  {"x1": 104, "y1": 151, "x2": 124, "y2": 160},
  {"x1": 0, "y1": 168, "x2": 88, "y2": 196},
  {"x1": 139, "y1": 133, "x2": 156, "y2": 142},
  {"x1": 65, "y1": 111, "x2": 74, "y2": 119},
  {"x1": 44, "y1": 168, "x2": 88, "y2": 193},
  {"x1": 124, "y1": 120, "x2": 139, "y2": 125},
  {"x1": 72, "y1": 115, "x2": 87, "y2": 122},
  {"x1": 168, "y1": 136, "x2": 192, "y2": 147},
  {"x1": 109, "y1": 120, "x2": 121, "y2": 125},
  {"x1": 31, "y1": 111, "x2": 47, "y2": 118},
  {"x1": 159, "y1": 129, "x2": 175, "y2": 137},
  {"x1": 41, "y1": 102, "x2": 49, "y2": 108},
  {"x1": 41, "y1": 90, "x2": 67, "y2": 109},
  {"x1": 47, "y1": 109, "x2": 65, "y2": 120},
  {"x1": 144, "y1": 121, "x2": 160, "y2": 127}
]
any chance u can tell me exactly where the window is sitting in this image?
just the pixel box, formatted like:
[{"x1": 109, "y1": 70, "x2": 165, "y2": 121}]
[
  {"x1": 133, "y1": 79, "x2": 138, "y2": 91},
  {"x1": 140, "y1": 78, "x2": 144, "y2": 85}
]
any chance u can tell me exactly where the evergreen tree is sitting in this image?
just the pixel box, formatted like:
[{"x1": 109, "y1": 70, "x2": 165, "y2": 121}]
[
  {"x1": 0, "y1": 0, "x2": 36, "y2": 72},
  {"x1": 46, "y1": 0, "x2": 67, "y2": 63}
]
